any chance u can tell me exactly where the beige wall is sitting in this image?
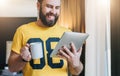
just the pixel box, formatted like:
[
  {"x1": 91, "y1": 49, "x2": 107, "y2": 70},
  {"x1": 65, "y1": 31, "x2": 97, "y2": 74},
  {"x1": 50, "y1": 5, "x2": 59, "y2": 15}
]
[{"x1": 0, "y1": 0, "x2": 37, "y2": 17}]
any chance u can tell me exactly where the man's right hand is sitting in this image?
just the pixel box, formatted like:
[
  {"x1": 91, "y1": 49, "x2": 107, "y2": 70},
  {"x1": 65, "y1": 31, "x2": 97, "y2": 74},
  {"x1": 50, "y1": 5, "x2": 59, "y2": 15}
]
[{"x1": 20, "y1": 44, "x2": 31, "y2": 62}]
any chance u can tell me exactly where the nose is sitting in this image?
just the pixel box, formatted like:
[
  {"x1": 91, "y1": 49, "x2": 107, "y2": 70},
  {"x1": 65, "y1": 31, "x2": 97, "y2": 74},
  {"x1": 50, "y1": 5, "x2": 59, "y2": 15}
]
[{"x1": 51, "y1": 7, "x2": 57, "y2": 14}]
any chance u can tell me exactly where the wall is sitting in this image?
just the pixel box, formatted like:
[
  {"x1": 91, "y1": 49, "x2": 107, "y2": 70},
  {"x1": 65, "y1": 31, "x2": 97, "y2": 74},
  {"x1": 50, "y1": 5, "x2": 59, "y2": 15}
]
[
  {"x1": 111, "y1": 0, "x2": 120, "y2": 76},
  {"x1": 0, "y1": 17, "x2": 37, "y2": 69},
  {"x1": 0, "y1": 0, "x2": 37, "y2": 17},
  {"x1": 0, "y1": 0, "x2": 37, "y2": 69}
]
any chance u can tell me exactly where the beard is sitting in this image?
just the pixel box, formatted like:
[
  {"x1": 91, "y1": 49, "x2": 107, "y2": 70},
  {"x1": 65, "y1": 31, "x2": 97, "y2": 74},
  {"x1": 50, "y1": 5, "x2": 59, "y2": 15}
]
[{"x1": 39, "y1": 7, "x2": 59, "y2": 27}]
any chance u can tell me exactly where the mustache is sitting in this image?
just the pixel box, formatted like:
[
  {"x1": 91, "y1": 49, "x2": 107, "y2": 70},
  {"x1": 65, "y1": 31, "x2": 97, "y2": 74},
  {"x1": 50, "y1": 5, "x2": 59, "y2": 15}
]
[{"x1": 46, "y1": 12, "x2": 57, "y2": 17}]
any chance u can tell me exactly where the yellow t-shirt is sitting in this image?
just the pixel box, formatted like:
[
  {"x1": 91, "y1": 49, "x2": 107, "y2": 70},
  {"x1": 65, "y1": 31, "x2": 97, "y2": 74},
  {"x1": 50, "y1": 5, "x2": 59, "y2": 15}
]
[{"x1": 11, "y1": 22, "x2": 71, "y2": 76}]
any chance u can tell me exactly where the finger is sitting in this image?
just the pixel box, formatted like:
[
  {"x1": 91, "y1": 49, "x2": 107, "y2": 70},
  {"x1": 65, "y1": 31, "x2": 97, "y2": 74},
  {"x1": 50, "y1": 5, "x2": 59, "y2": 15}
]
[
  {"x1": 62, "y1": 46, "x2": 73, "y2": 57},
  {"x1": 20, "y1": 47, "x2": 26, "y2": 54},
  {"x1": 24, "y1": 46, "x2": 29, "y2": 50},
  {"x1": 59, "y1": 47, "x2": 64, "y2": 51},
  {"x1": 77, "y1": 47, "x2": 82, "y2": 56},
  {"x1": 26, "y1": 54, "x2": 31, "y2": 61},
  {"x1": 21, "y1": 45, "x2": 29, "y2": 52},
  {"x1": 26, "y1": 43, "x2": 30, "y2": 47},
  {"x1": 57, "y1": 54, "x2": 67, "y2": 60},
  {"x1": 22, "y1": 52, "x2": 31, "y2": 61},
  {"x1": 57, "y1": 50, "x2": 63, "y2": 56},
  {"x1": 59, "y1": 49, "x2": 70, "y2": 59},
  {"x1": 20, "y1": 46, "x2": 30, "y2": 57},
  {"x1": 70, "y1": 42, "x2": 76, "y2": 54}
]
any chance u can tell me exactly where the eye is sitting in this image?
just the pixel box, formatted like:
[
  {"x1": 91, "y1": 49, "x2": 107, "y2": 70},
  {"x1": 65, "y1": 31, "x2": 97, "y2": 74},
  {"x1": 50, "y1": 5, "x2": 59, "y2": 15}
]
[
  {"x1": 46, "y1": 4, "x2": 53, "y2": 8},
  {"x1": 56, "y1": 6, "x2": 60, "y2": 9}
]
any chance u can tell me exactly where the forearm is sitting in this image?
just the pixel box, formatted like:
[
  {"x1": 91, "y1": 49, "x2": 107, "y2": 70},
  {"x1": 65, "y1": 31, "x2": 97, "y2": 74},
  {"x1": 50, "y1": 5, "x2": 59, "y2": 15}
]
[
  {"x1": 69, "y1": 61, "x2": 83, "y2": 76},
  {"x1": 8, "y1": 51, "x2": 27, "y2": 72}
]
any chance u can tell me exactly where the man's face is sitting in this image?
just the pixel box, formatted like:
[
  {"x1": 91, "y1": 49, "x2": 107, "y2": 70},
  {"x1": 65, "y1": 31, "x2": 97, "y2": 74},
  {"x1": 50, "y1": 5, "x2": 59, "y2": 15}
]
[{"x1": 38, "y1": 0, "x2": 61, "y2": 27}]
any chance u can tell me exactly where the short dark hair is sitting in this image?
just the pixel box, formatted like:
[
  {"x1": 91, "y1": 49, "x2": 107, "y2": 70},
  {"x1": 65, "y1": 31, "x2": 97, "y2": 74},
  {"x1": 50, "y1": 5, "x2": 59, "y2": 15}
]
[{"x1": 38, "y1": 0, "x2": 43, "y2": 3}]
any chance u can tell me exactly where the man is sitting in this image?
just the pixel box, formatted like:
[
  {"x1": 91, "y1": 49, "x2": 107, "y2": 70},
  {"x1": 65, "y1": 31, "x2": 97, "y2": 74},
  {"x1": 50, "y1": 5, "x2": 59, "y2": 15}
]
[{"x1": 8, "y1": 0, "x2": 83, "y2": 76}]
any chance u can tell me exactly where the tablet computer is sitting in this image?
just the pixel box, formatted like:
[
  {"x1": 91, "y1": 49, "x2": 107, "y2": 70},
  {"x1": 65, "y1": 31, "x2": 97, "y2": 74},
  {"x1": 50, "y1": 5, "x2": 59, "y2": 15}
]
[{"x1": 50, "y1": 32, "x2": 89, "y2": 57}]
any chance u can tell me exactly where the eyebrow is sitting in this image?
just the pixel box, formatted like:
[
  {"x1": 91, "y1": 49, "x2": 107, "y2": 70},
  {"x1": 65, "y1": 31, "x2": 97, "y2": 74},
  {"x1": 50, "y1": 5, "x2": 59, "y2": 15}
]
[{"x1": 46, "y1": 3, "x2": 60, "y2": 8}]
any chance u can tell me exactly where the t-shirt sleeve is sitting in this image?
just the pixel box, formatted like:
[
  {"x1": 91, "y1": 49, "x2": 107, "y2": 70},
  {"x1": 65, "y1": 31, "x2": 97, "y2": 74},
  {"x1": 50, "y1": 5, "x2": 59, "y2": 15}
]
[{"x1": 11, "y1": 28, "x2": 23, "y2": 54}]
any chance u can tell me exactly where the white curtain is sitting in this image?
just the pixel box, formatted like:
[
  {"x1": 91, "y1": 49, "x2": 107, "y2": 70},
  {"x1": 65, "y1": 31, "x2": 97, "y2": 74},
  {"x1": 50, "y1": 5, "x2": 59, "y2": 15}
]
[{"x1": 85, "y1": 0, "x2": 111, "y2": 76}]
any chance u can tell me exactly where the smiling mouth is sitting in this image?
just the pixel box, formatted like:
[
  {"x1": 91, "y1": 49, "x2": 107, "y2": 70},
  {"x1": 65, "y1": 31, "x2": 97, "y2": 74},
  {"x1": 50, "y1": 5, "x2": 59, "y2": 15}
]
[{"x1": 47, "y1": 15, "x2": 55, "y2": 21}]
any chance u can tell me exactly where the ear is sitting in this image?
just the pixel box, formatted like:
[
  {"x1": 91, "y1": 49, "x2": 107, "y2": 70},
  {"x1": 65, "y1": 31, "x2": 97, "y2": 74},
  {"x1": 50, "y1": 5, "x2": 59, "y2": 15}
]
[{"x1": 37, "y1": 1, "x2": 40, "y2": 10}]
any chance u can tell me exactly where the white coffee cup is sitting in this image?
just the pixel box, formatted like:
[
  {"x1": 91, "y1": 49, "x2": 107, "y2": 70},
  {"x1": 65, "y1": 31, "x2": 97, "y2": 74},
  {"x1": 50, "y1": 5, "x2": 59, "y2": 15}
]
[{"x1": 30, "y1": 42, "x2": 43, "y2": 59}]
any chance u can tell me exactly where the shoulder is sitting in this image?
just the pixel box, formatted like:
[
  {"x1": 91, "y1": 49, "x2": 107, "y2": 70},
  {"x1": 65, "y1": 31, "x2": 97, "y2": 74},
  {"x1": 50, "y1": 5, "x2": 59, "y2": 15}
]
[
  {"x1": 16, "y1": 22, "x2": 35, "y2": 32},
  {"x1": 55, "y1": 25, "x2": 72, "y2": 32}
]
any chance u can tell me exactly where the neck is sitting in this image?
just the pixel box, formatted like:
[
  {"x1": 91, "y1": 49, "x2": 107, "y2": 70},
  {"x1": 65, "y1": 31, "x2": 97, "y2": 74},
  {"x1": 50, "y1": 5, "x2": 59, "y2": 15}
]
[{"x1": 36, "y1": 20, "x2": 48, "y2": 28}]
